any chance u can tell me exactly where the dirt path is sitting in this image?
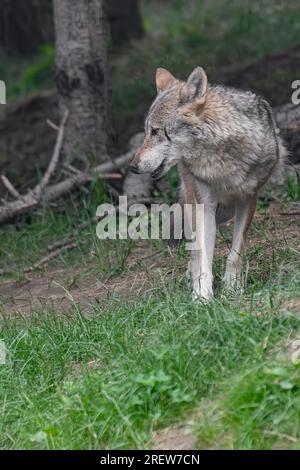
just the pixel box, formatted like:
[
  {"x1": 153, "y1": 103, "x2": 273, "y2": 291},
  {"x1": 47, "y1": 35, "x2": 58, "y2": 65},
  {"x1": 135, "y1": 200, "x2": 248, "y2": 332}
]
[
  {"x1": 0, "y1": 203, "x2": 299, "y2": 317},
  {"x1": 152, "y1": 422, "x2": 198, "y2": 450},
  {"x1": 0, "y1": 246, "x2": 169, "y2": 316}
]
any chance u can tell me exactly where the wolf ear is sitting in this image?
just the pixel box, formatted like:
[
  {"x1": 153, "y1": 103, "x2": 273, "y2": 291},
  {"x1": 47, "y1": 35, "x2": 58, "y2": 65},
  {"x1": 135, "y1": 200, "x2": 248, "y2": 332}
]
[
  {"x1": 180, "y1": 67, "x2": 208, "y2": 104},
  {"x1": 156, "y1": 68, "x2": 177, "y2": 93}
]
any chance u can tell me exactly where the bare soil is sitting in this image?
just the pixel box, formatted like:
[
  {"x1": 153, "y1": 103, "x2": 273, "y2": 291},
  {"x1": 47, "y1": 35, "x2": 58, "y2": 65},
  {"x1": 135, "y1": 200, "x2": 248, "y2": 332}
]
[
  {"x1": 0, "y1": 245, "x2": 169, "y2": 316},
  {"x1": 152, "y1": 422, "x2": 197, "y2": 450},
  {"x1": 0, "y1": 203, "x2": 299, "y2": 317}
]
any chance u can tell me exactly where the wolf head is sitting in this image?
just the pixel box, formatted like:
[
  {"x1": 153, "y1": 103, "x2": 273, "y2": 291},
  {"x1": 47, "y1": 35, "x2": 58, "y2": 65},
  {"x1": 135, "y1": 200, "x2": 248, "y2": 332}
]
[{"x1": 129, "y1": 67, "x2": 208, "y2": 178}]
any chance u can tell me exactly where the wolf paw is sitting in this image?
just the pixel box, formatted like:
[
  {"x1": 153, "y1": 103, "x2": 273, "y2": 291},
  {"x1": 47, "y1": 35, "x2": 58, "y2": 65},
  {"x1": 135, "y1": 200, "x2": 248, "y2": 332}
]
[
  {"x1": 192, "y1": 281, "x2": 213, "y2": 303},
  {"x1": 192, "y1": 291, "x2": 213, "y2": 303}
]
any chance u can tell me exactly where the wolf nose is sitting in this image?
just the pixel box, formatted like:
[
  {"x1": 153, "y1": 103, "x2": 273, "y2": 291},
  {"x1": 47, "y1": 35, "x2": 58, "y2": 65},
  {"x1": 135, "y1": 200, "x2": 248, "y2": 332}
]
[{"x1": 129, "y1": 164, "x2": 140, "y2": 174}]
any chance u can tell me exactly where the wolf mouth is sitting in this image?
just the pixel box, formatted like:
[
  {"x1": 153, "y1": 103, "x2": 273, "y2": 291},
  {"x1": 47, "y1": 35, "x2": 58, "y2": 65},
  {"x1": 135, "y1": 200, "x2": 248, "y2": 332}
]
[{"x1": 151, "y1": 159, "x2": 166, "y2": 179}]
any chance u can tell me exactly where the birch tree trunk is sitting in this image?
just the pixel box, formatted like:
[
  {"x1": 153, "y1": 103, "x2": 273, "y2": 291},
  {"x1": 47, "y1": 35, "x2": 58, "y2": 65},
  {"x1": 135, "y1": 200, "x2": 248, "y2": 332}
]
[{"x1": 53, "y1": 0, "x2": 113, "y2": 164}]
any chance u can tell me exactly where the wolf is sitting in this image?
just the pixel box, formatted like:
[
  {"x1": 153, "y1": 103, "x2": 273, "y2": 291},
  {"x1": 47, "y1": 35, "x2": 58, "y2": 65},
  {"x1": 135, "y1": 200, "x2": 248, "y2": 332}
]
[{"x1": 129, "y1": 66, "x2": 287, "y2": 300}]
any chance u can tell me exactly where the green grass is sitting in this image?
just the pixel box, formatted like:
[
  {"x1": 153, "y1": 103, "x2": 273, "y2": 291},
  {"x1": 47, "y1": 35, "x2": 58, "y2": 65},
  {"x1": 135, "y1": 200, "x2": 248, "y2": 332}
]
[
  {"x1": 0, "y1": 183, "x2": 300, "y2": 448},
  {"x1": 0, "y1": 180, "x2": 107, "y2": 278},
  {"x1": 0, "y1": 45, "x2": 54, "y2": 100},
  {"x1": 1, "y1": 0, "x2": 300, "y2": 450},
  {"x1": 0, "y1": 269, "x2": 299, "y2": 449},
  {"x1": 285, "y1": 174, "x2": 300, "y2": 201},
  {"x1": 196, "y1": 351, "x2": 300, "y2": 449}
]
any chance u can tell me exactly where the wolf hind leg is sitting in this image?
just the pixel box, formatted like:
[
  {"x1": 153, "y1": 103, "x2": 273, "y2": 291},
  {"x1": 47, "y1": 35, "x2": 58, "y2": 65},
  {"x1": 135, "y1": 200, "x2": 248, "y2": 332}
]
[{"x1": 223, "y1": 195, "x2": 257, "y2": 289}]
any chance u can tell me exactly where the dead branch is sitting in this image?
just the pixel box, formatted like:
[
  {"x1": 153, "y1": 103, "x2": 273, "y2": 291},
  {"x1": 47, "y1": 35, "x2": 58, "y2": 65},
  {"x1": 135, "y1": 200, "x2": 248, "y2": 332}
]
[
  {"x1": 46, "y1": 202, "x2": 124, "y2": 254},
  {"x1": 47, "y1": 219, "x2": 95, "y2": 251},
  {"x1": 45, "y1": 151, "x2": 132, "y2": 200},
  {"x1": 24, "y1": 242, "x2": 78, "y2": 272},
  {"x1": 0, "y1": 242, "x2": 78, "y2": 276},
  {"x1": 0, "y1": 175, "x2": 21, "y2": 199},
  {"x1": 34, "y1": 110, "x2": 69, "y2": 197},
  {"x1": 0, "y1": 110, "x2": 69, "y2": 224},
  {"x1": 0, "y1": 118, "x2": 141, "y2": 225},
  {"x1": 63, "y1": 163, "x2": 83, "y2": 176},
  {"x1": 46, "y1": 119, "x2": 60, "y2": 132},
  {"x1": 279, "y1": 212, "x2": 300, "y2": 216}
]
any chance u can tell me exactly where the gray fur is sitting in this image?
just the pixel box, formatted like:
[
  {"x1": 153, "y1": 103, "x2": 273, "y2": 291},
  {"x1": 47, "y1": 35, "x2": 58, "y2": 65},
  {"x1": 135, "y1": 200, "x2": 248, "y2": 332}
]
[
  {"x1": 130, "y1": 67, "x2": 287, "y2": 300},
  {"x1": 142, "y1": 83, "x2": 286, "y2": 198}
]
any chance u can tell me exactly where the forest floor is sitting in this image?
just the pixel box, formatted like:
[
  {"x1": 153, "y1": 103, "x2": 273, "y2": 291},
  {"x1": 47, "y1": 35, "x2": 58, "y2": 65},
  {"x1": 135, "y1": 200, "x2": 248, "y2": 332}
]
[
  {"x1": 0, "y1": 202, "x2": 299, "y2": 318},
  {"x1": 1, "y1": 0, "x2": 300, "y2": 451},
  {"x1": 0, "y1": 198, "x2": 300, "y2": 449}
]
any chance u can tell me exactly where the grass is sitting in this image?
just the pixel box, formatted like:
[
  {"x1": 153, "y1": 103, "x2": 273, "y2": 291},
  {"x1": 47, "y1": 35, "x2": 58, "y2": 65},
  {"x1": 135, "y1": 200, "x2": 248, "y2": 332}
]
[
  {"x1": 196, "y1": 350, "x2": 300, "y2": 449},
  {"x1": 0, "y1": 269, "x2": 299, "y2": 449},
  {"x1": 1, "y1": 0, "x2": 300, "y2": 451},
  {"x1": 285, "y1": 174, "x2": 300, "y2": 201},
  {"x1": 0, "y1": 179, "x2": 164, "y2": 281},
  {"x1": 0, "y1": 45, "x2": 54, "y2": 100},
  {"x1": 0, "y1": 184, "x2": 300, "y2": 449}
]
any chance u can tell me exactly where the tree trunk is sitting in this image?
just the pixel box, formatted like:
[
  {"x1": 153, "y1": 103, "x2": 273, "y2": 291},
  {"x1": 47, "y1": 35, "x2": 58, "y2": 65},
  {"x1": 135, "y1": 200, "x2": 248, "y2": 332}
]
[
  {"x1": 108, "y1": 0, "x2": 144, "y2": 49},
  {"x1": 0, "y1": 0, "x2": 144, "y2": 55},
  {"x1": 53, "y1": 0, "x2": 113, "y2": 164},
  {"x1": 0, "y1": 0, "x2": 54, "y2": 55}
]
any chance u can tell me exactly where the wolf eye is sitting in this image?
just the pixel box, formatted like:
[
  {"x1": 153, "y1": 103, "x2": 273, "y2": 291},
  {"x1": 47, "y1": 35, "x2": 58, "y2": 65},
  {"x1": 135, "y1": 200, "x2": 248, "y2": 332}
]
[
  {"x1": 164, "y1": 127, "x2": 171, "y2": 141},
  {"x1": 151, "y1": 128, "x2": 160, "y2": 136}
]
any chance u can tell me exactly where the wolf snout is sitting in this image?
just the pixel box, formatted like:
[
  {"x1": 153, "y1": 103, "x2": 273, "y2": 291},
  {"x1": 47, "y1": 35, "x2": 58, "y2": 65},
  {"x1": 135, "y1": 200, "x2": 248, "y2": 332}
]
[{"x1": 129, "y1": 146, "x2": 144, "y2": 174}]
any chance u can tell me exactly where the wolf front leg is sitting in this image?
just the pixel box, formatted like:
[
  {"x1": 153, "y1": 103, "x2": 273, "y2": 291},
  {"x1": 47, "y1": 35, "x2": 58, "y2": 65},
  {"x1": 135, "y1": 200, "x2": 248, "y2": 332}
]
[
  {"x1": 186, "y1": 201, "x2": 217, "y2": 301},
  {"x1": 223, "y1": 195, "x2": 257, "y2": 289}
]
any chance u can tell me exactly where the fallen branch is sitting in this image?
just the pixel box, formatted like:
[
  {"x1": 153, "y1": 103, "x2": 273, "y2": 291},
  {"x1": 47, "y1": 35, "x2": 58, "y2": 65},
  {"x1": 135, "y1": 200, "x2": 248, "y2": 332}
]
[
  {"x1": 63, "y1": 163, "x2": 84, "y2": 177},
  {"x1": 0, "y1": 122, "x2": 141, "y2": 225},
  {"x1": 45, "y1": 151, "x2": 133, "y2": 201},
  {"x1": 47, "y1": 219, "x2": 96, "y2": 252},
  {"x1": 34, "y1": 110, "x2": 69, "y2": 197},
  {"x1": 0, "y1": 110, "x2": 69, "y2": 224},
  {"x1": 0, "y1": 242, "x2": 78, "y2": 276},
  {"x1": 279, "y1": 212, "x2": 300, "y2": 216},
  {"x1": 46, "y1": 119, "x2": 60, "y2": 132},
  {"x1": 0, "y1": 175, "x2": 21, "y2": 199}
]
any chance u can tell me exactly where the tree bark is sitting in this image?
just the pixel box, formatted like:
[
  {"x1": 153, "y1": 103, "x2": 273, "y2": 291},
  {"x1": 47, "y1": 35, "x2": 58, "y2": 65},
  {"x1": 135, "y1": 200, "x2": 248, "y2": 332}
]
[
  {"x1": 0, "y1": 0, "x2": 53, "y2": 55},
  {"x1": 53, "y1": 0, "x2": 113, "y2": 164}
]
